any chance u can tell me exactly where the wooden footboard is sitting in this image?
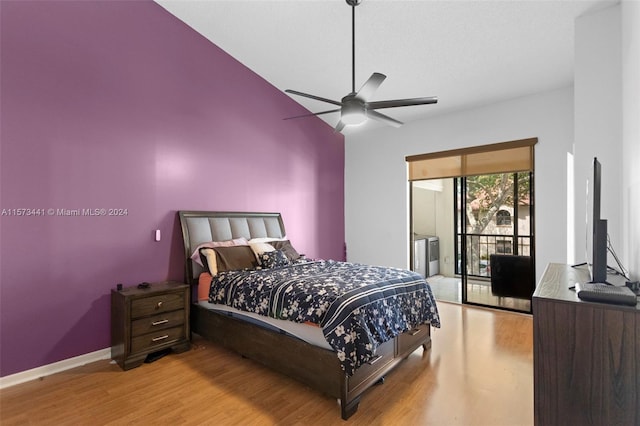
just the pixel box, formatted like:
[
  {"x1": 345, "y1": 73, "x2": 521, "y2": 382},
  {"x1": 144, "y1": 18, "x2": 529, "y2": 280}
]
[{"x1": 191, "y1": 304, "x2": 431, "y2": 420}]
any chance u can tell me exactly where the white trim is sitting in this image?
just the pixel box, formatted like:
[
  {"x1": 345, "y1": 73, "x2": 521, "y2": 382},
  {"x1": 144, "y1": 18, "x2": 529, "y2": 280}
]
[{"x1": 0, "y1": 348, "x2": 111, "y2": 389}]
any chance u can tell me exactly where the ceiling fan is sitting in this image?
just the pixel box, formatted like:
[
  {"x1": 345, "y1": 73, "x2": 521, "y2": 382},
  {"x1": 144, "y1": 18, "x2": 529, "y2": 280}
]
[{"x1": 284, "y1": 0, "x2": 438, "y2": 133}]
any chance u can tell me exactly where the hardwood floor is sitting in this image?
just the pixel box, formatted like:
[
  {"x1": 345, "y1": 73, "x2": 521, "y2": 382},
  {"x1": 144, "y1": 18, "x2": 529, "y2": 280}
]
[
  {"x1": 0, "y1": 302, "x2": 533, "y2": 425},
  {"x1": 428, "y1": 276, "x2": 532, "y2": 312}
]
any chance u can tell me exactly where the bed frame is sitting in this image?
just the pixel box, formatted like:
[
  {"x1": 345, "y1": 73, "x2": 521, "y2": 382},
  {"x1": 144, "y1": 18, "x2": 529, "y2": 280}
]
[{"x1": 178, "y1": 211, "x2": 432, "y2": 420}]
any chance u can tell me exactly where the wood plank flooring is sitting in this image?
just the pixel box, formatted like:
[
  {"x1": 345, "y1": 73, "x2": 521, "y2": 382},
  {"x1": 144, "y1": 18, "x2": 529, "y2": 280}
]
[
  {"x1": 0, "y1": 302, "x2": 533, "y2": 425},
  {"x1": 428, "y1": 276, "x2": 532, "y2": 312}
]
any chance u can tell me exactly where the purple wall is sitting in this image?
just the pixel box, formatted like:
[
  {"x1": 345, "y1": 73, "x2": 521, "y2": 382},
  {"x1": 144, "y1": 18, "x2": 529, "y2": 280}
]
[{"x1": 0, "y1": 0, "x2": 344, "y2": 377}]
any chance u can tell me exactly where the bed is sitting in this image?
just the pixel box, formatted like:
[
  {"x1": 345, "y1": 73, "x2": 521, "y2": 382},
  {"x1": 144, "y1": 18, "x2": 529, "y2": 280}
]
[{"x1": 178, "y1": 210, "x2": 440, "y2": 420}]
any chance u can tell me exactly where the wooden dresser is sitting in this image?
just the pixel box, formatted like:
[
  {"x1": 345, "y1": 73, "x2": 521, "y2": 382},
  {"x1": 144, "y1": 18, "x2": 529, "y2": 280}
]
[
  {"x1": 532, "y1": 263, "x2": 639, "y2": 426},
  {"x1": 111, "y1": 281, "x2": 190, "y2": 370}
]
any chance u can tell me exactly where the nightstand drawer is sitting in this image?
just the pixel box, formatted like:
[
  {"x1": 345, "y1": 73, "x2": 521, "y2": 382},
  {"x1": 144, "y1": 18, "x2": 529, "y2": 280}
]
[
  {"x1": 131, "y1": 326, "x2": 186, "y2": 353},
  {"x1": 131, "y1": 292, "x2": 184, "y2": 318},
  {"x1": 131, "y1": 310, "x2": 185, "y2": 336}
]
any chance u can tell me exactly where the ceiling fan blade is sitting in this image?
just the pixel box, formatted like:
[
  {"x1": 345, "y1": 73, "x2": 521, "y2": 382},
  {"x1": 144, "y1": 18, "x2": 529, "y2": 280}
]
[
  {"x1": 283, "y1": 109, "x2": 341, "y2": 120},
  {"x1": 366, "y1": 109, "x2": 403, "y2": 128},
  {"x1": 355, "y1": 72, "x2": 386, "y2": 102},
  {"x1": 367, "y1": 96, "x2": 438, "y2": 110},
  {"x1": 334, "y1": 121, "x2": 346, "y2": 133},
  {"x1": 285, "y1": 89, "x2": 342, "y2": 107}
]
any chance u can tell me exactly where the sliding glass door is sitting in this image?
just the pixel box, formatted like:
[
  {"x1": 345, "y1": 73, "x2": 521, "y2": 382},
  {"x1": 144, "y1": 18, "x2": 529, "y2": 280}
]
[
  {"x1": 456, "y1": 172, "x2": 534, "y2": 312},
  {"x1": 407, "y1": 138, "x2": 537, "y2": 313}
]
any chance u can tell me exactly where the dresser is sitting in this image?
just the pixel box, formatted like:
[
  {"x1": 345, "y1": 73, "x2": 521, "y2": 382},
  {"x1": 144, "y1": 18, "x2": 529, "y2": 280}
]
[
  {"x1": 111, "y1": 281, "x2": 190, "y2": 370},
  {"x1": 532, "y1": 263, "x2": 639, "y2": 426}
]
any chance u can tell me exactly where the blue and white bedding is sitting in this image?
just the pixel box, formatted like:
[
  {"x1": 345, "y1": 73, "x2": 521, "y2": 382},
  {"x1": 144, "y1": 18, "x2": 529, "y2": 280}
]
[{"x1": 208, "y1": 259, "x2": 441, "y2": 375}]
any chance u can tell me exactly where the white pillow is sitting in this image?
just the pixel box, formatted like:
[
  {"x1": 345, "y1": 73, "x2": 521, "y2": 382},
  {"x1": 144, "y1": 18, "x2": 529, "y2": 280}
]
[
  {"x1": 200, "y1": 248, "x2": 218, "y2": 276},
  {"x1": 249, "y1": 241, "x2": 276, "y2": 262},
  {"x1": 248, "y1": 237, "x2": 285, "y2": 244}
]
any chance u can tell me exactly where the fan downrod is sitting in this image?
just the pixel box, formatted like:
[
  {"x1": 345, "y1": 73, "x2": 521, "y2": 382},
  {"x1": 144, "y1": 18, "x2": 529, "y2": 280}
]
[{"x1": 346, "y1": 0, "x2": 362, "y2": 6}]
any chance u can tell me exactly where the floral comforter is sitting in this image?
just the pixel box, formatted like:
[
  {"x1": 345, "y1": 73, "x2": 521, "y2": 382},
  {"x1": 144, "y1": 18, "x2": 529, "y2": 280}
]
[{"x1": 209, "y1": 259, "x2": 441, "y2": 375}]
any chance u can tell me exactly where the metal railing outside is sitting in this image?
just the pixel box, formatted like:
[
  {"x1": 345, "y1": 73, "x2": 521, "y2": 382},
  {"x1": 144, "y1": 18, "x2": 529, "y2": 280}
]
[{"x1": 457, "y1": 233, "x2": 532, "y2": 277}]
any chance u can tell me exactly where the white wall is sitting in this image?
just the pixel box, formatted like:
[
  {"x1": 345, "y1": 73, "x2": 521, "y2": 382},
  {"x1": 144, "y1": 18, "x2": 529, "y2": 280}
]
[
  {"x1": 572, "y1": 1, "x2": 639, "y2": 282},
  {"x1": 573, "y1": 4, "x2": 623, "y2": 269},
  {"x1": 621, "y1": 0, "x2": 640, "y2": 281},
  {"x1": 411, "y1": 180, "x2": 455, "y2": 277},
  {"x1": 346, "y1": 2, "x2": 639, "y2": 284},
  {"x1": 345, "y1": 86, "x2": 574, "y2": 284},
  {"x1": 412, "y1": 187, "x2": 437, "y2": 236}
]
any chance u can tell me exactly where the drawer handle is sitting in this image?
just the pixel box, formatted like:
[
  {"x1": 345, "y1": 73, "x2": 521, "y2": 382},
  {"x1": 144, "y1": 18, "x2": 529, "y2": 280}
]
[
  {"x1": 367, "y1": 355, "x2": 383, "y2": 365},
  {"x1": 152, "y1": 335, "x2": 169, "y2": 342},
  {"x1": 156, "y1": 301, "x2": 163, "y2": 309},
  {"x1": 152, "y1": 319, "x2": 169, "y2": 326},
  {"x1": 409, "y1": 329, "x2": 422, "y2": 336}
]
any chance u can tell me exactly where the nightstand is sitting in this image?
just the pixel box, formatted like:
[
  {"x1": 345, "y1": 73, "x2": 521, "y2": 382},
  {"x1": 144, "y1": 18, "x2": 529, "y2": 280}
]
[{"x1": 111, "y1": 281, "x2": 190, "y2": 370}]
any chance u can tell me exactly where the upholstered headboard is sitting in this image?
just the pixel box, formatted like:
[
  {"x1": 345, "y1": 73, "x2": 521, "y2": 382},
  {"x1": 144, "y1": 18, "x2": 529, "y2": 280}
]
[{"x1": 178, "y1": 211, "x2": 286, "y2": 284}]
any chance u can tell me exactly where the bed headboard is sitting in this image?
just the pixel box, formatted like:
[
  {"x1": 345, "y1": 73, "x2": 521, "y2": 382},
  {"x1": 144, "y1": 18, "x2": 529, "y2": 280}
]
[{"x1": 178, "y1": 211, "x2": 286, "y2": 284}]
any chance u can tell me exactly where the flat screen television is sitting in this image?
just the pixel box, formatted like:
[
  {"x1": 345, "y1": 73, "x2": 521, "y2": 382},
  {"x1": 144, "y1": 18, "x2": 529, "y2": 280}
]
[{"x1": 587, "y1": 157, "x2": 608, "y2": 283}]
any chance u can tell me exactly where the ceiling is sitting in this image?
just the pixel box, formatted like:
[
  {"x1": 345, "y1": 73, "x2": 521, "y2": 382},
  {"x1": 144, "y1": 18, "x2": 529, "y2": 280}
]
[{"x1": 155, "y1": 0, "x2": 616, "y2": 133}]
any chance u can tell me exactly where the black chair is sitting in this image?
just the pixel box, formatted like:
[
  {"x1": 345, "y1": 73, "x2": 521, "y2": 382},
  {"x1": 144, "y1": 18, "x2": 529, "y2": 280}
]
[{"x1": 490, "y1": 254, "x2": 534, "y2": 299}]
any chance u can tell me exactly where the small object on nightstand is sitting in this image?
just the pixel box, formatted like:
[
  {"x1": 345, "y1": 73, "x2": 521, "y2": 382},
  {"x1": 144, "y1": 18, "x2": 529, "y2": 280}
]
[
  {"x1": 116, "y1": 283, "x2": 123, "y2": 291},
  {"x1": 137, "y1": 281, "x2": 150, "y2": 289}
]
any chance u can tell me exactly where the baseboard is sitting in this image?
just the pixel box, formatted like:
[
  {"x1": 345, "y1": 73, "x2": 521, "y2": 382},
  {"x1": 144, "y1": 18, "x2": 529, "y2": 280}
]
[{"x1": 0, "y1": 347, "x2": 111, "y2": 389}]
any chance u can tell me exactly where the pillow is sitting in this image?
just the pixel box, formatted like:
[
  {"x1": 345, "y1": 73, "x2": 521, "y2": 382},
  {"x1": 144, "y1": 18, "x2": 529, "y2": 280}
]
[
  {"x1": 213, "y1": 246, "x2": 258, "y2": 272},
  {"x1": 249, "y1": 241, "x2": 276, "y2": 263},
  {"x1": 268, "y1": 240, "x2": 301, "y2": 261},
  {"x1": 190, "y1": 237, "x2": 248, "y2": 266},
  {"x1": 198, "y1": 272, "x2": 213, "y2": 301},
  {"x1": 199, "y1": 248, "x2": 219, "y2": 275},
  {"x1": 259, "y1": 250, "x2": 290, "y2": 269},
  {"x1": 248, "y1": 237, "x2": 286, "y2": 244}
]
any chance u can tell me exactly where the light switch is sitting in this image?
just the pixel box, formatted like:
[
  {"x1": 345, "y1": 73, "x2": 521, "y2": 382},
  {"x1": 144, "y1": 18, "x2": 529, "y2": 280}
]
[{"x1": 155, "y1": 229, "x2": 161, "y2": 242}]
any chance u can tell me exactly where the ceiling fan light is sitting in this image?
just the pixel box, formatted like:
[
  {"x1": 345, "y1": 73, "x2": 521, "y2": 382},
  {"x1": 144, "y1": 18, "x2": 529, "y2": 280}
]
[
  {"x1": 341, "y1": 111, "x2": 366, "y2": 126},
  {"x1": 341, "y1": 100, "x2": 367, "y2": 125}
]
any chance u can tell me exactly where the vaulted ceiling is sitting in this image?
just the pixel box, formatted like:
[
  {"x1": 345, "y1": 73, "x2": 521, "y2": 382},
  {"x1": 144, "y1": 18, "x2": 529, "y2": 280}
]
[{"x1": 156, "y1": 0, "x2": 616, "y2": 132}]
